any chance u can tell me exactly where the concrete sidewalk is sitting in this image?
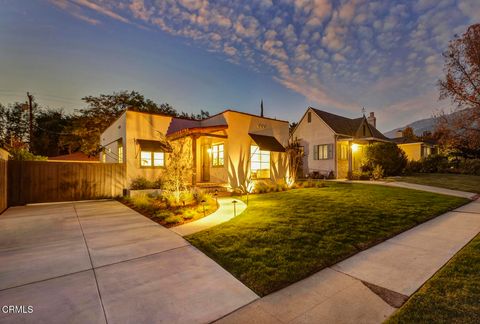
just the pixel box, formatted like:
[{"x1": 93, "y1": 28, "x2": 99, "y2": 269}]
[
  {"x1": 0, "y1": 200, "x2": 257, "y2": 324},
  {"x1": 217, "y1": 199, "x2": 480, "y2": 324},
  {"x1": 339, "y1": 180, "x2": 477, "y2": 199},
  {"x1": 172, "y1": 197, "x2": 246, "y2": 236}
]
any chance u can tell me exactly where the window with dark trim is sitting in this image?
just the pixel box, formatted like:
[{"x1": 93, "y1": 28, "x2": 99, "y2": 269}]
[
  {"x1": 307, "y1": 111, "x2": 312, "y2": 123},
  {"x1": 313, "y1": 144, "x2": 333, "y2": 160},
  {"x1": 212, "y1": 143, "x2": 224, "y2": 166}
]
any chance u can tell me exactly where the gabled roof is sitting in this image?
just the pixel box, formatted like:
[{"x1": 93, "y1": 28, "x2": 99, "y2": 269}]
[
  {"x1": 391, "y1": 137, "x2": 437, "y2": 145},
  {"x1": 310, "y1": 108, "x2": 389, "y2": 141}
]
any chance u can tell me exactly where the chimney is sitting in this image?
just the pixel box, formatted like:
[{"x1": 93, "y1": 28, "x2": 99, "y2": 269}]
[
  {"x1": 367, "y1": 112, "x2": 376, "y2": 128},
  {"x1": 260, "y1": 99, "x2": 264, "y2": 117}
]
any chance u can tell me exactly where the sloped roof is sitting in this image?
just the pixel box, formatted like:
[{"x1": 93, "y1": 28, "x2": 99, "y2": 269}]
[
  {"x1": 310, "y1": 108, "x2": 389, "y2": 141},
  {"x1": 48, "y1": 152, "x2": 99, "y2": 162}
]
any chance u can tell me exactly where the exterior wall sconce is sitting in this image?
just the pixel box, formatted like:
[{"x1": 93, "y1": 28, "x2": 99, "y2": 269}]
[{"x1": 351, "y1": 143, "x2": 359, "y2": 153}]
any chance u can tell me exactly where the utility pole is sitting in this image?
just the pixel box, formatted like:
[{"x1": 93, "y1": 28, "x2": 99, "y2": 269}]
[{"x1": 27, "y1": 92, "x2": 34, "y2": 151}]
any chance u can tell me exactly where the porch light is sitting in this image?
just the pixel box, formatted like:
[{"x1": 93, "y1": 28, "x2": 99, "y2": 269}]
[{"x1": 351, "y1": 143, "x2": 359, "y2": 152}]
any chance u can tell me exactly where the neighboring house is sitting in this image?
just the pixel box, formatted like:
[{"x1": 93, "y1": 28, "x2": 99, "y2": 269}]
[
  {"x1": 292, "y1": 107, "x2": 389, "y2": 179},
  {"x1": 391, "y1": 136, "x2": 438, "y2": 161},
  {"x1": 100, "y1": 109, "x2": 289, "y2": 189},
  {"x1": 48, "y1": 152, "x2": 99, "y2": 162}
]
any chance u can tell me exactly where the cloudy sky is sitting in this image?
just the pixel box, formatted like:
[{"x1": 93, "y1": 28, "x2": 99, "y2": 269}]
[{"x1": 0, "y1": 0, "x2": 478, "y2": 131}]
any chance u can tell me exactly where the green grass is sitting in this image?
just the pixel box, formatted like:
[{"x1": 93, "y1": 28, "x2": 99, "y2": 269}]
[
  {"x1": 388, "y1": 173, "x2": 480, "y2": 194},
  {"x1": 186, "y1": 183, "x2": 468, "y2": 296},
  {"x1": 386, "y1": 233, "x2": 480, "y2": 324}
]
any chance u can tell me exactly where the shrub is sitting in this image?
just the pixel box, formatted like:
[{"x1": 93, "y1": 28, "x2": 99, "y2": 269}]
[
  {"x1": 371, "y1": 165, "x2": 384, "y2": 180},
  {"x1": 129, "y1": 176, "x2": 163, "y2": 190},
  {"x1": 419, "y1": 154, "x2": 449, "y2": 173},
  {"x1": 165, "y1": 215, "x2": 183, "y2": 224},
  {"x1": 363, "y1": 142, "x2": 407, "y2": 176},
  {"x1": 154, "y1": 210, "x2": 173, "y2": 220},
  {"x1": 405, "y1": 160, "x2": 423, "y2": 174},
  {"x1": 9, "y1": 148, "x2": 47, "y2": 161},
  {"x1": 182, "y1": 210, "x2": 196, "y2": 220},
  {"x1": 130, "y1": 177, "x2": 152, "y2": 190},
  {"x1": 458, "y1": 159, "x2": 480, "y2": 175},
  {"x1": 348, "y1": 171, "x2": 370, "y2": 180}
]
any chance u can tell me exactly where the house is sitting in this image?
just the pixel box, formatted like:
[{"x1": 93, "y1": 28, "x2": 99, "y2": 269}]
[
  {"x1": 100, "y1": 109, "x2": 290, "y2": 190},
  {"x1": 292, "y1": 107, "x2": 389, "y2": 179},
  {"x1": 391, "y1": 133, "x2": 438, "y2": 161},
  {"x1": 48, "y1": 152, "x2": 99, "y2": 162}
]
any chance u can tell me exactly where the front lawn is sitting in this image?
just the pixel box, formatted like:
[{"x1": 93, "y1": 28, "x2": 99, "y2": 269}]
[
  {"x1": 388, "y1": 173, "x2": 480, "y2": 193},
  {"x1": 386, "y1": 233, "x2": 480, "y2": 323},
  {"x1": 187, "y1": 183, "x2": 468, "y2": 296}
]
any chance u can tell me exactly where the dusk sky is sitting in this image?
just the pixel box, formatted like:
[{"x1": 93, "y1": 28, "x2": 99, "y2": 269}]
[{"x1": 1, "y1": 0, "x2": 479, "y2": 132}]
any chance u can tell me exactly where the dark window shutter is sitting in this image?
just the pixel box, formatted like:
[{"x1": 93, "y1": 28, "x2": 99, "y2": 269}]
[
  {"x1": 307, "y1": 112, "x2": 312, "y2": 123},
  {"x1": 313, "y1": 145, "x2": 318, "y2": 160},
  {"x1": 327, "y1": 144, "x2": 333, "y2": 159}
]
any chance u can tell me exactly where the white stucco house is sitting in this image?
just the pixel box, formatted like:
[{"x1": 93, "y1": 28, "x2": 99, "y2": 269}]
[
  {"x1": 292, "y1": 107, "x2": 390, "y2": 179},
  {"x1": 100, "y1": 109, "x2": 290, "y2": 190}
]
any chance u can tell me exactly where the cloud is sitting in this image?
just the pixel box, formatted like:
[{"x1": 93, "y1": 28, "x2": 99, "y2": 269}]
[{"x1": 48, "y1": 0, "x2": 472, "y2": 123}]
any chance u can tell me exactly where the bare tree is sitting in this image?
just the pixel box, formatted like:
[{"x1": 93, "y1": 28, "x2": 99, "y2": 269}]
[{"x1": 435, "y1": 24, "x2": 480, "y2": 158}]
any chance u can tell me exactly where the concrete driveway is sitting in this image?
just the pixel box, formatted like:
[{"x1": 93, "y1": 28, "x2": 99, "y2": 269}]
[{"x1": 0, "y1": 200, "x2": 257, "y2": 323}]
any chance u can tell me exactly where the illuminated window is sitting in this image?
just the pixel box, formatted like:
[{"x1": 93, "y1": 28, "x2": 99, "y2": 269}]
[
  {"x1": 102, "y1": 152, "x2": 106, "y2": 163},
  {"x1": 118, "y1": 144, "x2": 123, "y2": 163},
  {"x1": 212, "y1": 143, "x2": 224, "y2": 166},
  {"x1": 251, "y1": 145, "x2": 270, "y2": 179},
  {"x1": 153, "y1": 152, "x2": 164, "y2": 167},
  {"x1": 313, "y1": 144, "x2": 333, "y2": 160},
  {"x1": 140, "y1": 151, "x2": 165, "y2": 167}
]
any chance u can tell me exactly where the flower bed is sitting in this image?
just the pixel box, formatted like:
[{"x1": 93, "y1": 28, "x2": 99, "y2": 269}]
[{"x1": 119, "y1": 189, "x2": 218, "y2": 227}]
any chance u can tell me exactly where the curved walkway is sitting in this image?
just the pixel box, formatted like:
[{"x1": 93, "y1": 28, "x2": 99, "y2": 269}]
[{"x1": 171, "y1": 197, "x2": 247, "y2": 237}]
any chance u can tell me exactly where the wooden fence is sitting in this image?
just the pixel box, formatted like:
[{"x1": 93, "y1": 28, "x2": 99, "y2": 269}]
[
  {"x1": 0, "y1": 157, "x2": 7, "y2": 213},
  {"x1": 8, "y1": 161, "x2": 126, "y2": 206}
]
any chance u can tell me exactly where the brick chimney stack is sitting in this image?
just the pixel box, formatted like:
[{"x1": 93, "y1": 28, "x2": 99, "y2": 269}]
[{"x1": 367, "y1": 112, "x2": 376, "y2": 128}]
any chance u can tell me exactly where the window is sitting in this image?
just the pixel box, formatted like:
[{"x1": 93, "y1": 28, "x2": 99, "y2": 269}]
[
  {"x1": 307, "y1": 111, "x2": 312, "y2": 123},
  {"x1": 212, "y1": 143, "x2": 224, "y2": 166},
  {"x1": 102, "y1": 152, "x2": 106, "y2": 163},
  {"x1": 340, "y1": 144, "x2": 348, "y2": 160},
  {"x1": 118, "y1": 144, "x2": 123, "y2": 163},
  {"x1": 251, "y1": 145, "x2": 270, "y2": 179},
  {"x1": 140, "y1": 151, "x2": 165, "y2": 167},
  {"x1": 313, "y1": 144, "x2": 333, "y2": 160}
]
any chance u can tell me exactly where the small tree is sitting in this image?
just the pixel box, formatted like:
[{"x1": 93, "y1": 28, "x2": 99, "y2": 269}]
[
  {"x1": 363, "y1": 142, "x2": 407, "y2": 176},
  {"x1": 162, "y1": 137, "x2": 192, "y2": 204},
  {"x1": 285, "y1": 137, "x2": 303, "y2": 186}
]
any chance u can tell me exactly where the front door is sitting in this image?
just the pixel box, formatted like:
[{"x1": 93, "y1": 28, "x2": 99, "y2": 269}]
[{"x1": 202, "y1": 144, "x2": 210, "y2": 182}]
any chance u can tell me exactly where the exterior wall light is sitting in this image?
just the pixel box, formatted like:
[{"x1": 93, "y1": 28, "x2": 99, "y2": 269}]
[{"x1": 351, "y1": 143, "x2": 359, "y2": 153}]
